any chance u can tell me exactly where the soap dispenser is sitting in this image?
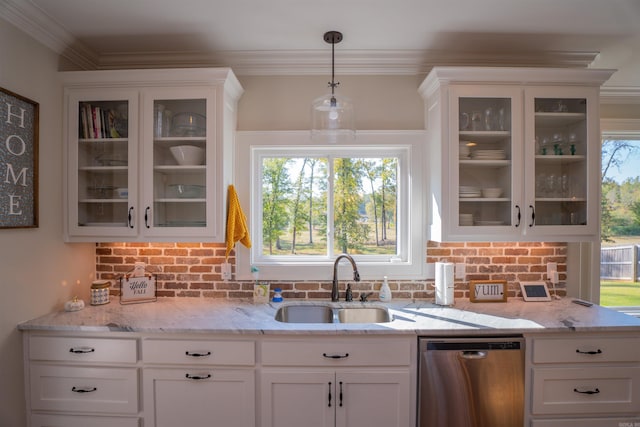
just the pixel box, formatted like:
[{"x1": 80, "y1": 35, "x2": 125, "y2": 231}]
[{"x1": 379, "y1": 276, "x2": 392, "y2": 302}]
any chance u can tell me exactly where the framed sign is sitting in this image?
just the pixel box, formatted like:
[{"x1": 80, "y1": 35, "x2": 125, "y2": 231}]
[
  {"x1": 0, "y1": 87, "x2": 39, "y2": 228},
  {"x1": 470, "y1": 280, "x2": 508, "y2": 303},
  {"x1": 120, "y1": 273, "x2": 157, "y2": 304},
  {"x1": 519, "y1": 281, "x2": 552, "y2": 302}
]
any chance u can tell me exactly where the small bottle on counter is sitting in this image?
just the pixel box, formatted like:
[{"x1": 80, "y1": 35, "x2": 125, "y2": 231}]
[
  {"x1": 379, "y1": 276, "x2": 392, "y2": 302},
  {"x1": 272, "y1": 287, "x2": 283, "y2": 303}
]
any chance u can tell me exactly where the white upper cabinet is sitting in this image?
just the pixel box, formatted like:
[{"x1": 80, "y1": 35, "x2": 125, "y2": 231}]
[
  {"x1": 62, "y1": 68, "x2": 243, "y2": 242},
  {"x1": 420, "y1": 67, "x2": 614, "y2": 242}
]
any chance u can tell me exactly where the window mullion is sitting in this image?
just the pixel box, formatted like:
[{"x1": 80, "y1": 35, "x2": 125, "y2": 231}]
[{"x1": 327, "y1": 154, "x2": 335, "y2": 258}]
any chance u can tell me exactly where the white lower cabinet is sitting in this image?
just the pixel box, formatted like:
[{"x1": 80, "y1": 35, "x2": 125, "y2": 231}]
[
  {"x1": 25, "y1": 333, "x2": 141, "y2": 427},
  {"x1": 144, "y1": 368, "x2": 255, "y2": 427},
  {"x1": 142, "y1": 338, "x2": 256, "y2": 427},
  {"x1": 526, "y1": 333, "x2": 640, "y2": 426},
  {"x1": 259, "y1": 336, "x2": 413, "y2": 427}
]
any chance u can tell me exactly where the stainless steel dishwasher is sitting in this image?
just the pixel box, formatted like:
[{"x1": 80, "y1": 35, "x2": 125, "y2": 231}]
[{"x1": 418, "y1": 337, "x2": 524, "y2": 427}]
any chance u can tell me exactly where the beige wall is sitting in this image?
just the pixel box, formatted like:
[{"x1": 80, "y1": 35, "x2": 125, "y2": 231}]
[
  {"x1": 0, "y1": 21, "x2": 96, "y2": 426},
  {"x1": 237, "y1": 75, "x2": 425, "y2": 131}
]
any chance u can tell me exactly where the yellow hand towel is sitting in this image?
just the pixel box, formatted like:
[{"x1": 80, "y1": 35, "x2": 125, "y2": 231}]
[{"x1": 225, "y1": 184, "x2": 251, "y2": 259}]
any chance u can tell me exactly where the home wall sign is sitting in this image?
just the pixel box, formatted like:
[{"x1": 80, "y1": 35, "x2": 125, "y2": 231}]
[
  {"x1": 0, "y1": 87, "x2": 39, "y2": 228},
  {"x1": 470, "y1": 280, "x2": 508, "y2": 303}
]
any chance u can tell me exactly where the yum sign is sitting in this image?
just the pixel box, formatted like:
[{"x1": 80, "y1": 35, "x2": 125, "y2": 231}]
[{"x1": 0, "y1": 88, "x2": 39, "y2": 228}]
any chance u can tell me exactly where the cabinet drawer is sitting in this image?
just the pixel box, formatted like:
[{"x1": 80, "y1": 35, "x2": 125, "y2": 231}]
[
  {"x1": 531, "y1": 418, "x2": 640, "y2": 427},
  {"x1": 531, "y1": 366, "x2": 640, "y2": 415},
  {"x1": 30, "y1": 364, "x2": 138, "y2": 414},
  {"x1": 262, "y1": 337, "x2": 411, "y2": 367},
  {"x1": 30, "y1": 336, "x2": 137, "y2": 364},
  {"x1": 142, "y1": 339, "x2": 255, "y2": 365},
  {"x1": 31, "y1": 413, "x2": 140, "y2": 427},
  {"x1": 531, "y1": 335, "x2": 640, "y2": 364}
]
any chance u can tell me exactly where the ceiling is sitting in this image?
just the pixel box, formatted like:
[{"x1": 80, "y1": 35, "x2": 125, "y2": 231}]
[{"x1": 2, "y1": 0, "x2": 640, "y2": 93}]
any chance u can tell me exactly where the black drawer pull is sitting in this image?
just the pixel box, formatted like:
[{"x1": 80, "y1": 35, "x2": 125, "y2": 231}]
[
  {"x1": 69, "y1": 347, "x2": 95, "y2": 354},
  {"x1": 185, "y1": 373, "x2": 212, "y2": 380},
  {"x1": 574, "y1": 387, "x2": 600, "y2": 395},
  {"x1": 576, "y1": 349, "x2": 602, "y2": 355},
  {"x1": 185, "y1": 351, "x2": 212, "y2": 357},
  {"x1": 323, "y1": 353, "x2": 349, "y2": 359},
  {"x1": 72, "y1": 386, "x2": 97, "y2": 393}
]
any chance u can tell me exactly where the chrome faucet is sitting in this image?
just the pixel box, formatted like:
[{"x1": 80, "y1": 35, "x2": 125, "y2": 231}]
[{"x1": 332, "y1": 253, "x2": 361, "y2": 302}]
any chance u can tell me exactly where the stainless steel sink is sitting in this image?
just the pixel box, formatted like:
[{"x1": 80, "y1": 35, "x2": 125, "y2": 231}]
[
  {"x1": 337, "y1": 307, "x2": 391, "y2": 323},
  {"x1": 274, "y1": 304, "x2": 391, "y2": 324},
  {"x1": 274, "y1": 305, "x2": 334, "y2": 323}
]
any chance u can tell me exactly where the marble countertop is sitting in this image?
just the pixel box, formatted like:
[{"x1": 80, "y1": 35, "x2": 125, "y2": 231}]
[{"x1": 18, "y1": 297, "x2": 640, "y2": 336}]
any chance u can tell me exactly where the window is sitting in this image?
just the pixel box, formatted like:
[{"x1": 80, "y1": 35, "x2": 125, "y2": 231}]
[
  {"x1": 600, "y1": 119, "x2": 640, "y2": 316},
  {"x1": 234, "y1": 131, "x2": 427, "y2": 281}
]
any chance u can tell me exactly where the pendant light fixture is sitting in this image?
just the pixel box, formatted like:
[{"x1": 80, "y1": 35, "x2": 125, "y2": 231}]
[{"x1": 311, "y1": 31, "x2": 355, "y2": 143}]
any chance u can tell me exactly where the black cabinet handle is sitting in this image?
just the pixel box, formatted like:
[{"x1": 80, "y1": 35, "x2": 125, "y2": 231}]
[
  {"x1": 185, "y1": 351, "x2": 212, "y2": 357},
  {"x1": 323, "y1": 353, "x2": 349, "y2": 359},
  {"x1": 529, "y1": 205, "x2": 535, "y2": 227},
  {"x1": 328, "y1": 381, "x2": 332, "y2": 407},
  {"x1": 185, "y1": 373, "x2": 211, "y2": 380},
  {"x1": 574, "y1": 387, "x2": 600, "y2": 395},
  {"x1": 144, "y1": 207, "x2": 151, "y2": 229},
  {"x1": 127, "y1": 206, "x2": 134, "y2": 228},
  {"x1": 576, "y1": 349, "x2": 602, "y2": 355},
  {"x1": 69, "y1": 347, "x2": 95, "y2": 354},
  {"x1": 72, "y1": 386, "x2": 97, "y2": 393},
  {"x1": 515, "y1": 205, "x2": 521, "y2": 227},
  {"x1": 339, "y1": 381, "x2": 343, "y2": 407}
]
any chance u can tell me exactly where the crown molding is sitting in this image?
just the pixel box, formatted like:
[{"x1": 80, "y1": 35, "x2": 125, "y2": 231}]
[
  {"x1": 2, "y1": 0, "x2": 600, "y2": 76},
  {"x1": 600, "y1": 86, "x2": 640, "y2": 104},
  {"x1": 96, "y1": 49, "x2": 599, "y2": 76}
]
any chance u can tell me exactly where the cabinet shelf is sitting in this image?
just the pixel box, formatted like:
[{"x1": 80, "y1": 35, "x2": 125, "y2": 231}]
[
  {"x1": 460, "y1": 197, "x2": 510, "y2": 202},
  {"x1": 536, "y1": 197, "x2": 586, "y2": 202},
  {"x1": 154, "y1": 165, "x2": 206, "y2": 172},
  {"x1": 459, "y1": 130, "x2": 511, "y2": 143},
  {"x1": 535, "y1": 112, "x2": 585, "y2": 127},
  {"x1": 155, "y1": 198, "x2": 206, "y2": 203},
  {"x1": 79, "y1": 166, "x2": 128, "y2": 172},
  {"x1": 460, "y1": 159, "x2": 510, "y2": 167},
  {"x1": 80, "y1": 198, "x2": 128, "y2": 203},
  {"x1": 535, "y1": 155, "x2": 585, "y2": 163}
]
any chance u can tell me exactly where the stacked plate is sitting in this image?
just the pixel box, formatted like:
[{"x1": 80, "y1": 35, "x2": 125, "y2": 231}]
[
  {"x1": 459, "y1": 213, "x2": 474, "y2": 226},
  {"x1": 472, "y1": 149, "x2": 506, "y2": 160},
  {"x1": 459, "y1": 186, "x2": 481, "y2": 198},
  {"x1": 459, "y1": 142, "x2": 471, "y2": 159}
]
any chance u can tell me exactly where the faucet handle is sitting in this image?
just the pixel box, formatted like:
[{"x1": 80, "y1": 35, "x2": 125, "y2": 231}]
[
  {"x1": 359, "y1": 292, "x2": 373, "y2": 302},
  {"x1": 345, "y1": 284, "x2": 353, "y2": 302}
]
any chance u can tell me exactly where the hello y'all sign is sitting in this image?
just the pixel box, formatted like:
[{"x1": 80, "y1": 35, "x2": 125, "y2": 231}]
[{"x1": 121, "y1": 275, "x2": 157, "y2": 304}]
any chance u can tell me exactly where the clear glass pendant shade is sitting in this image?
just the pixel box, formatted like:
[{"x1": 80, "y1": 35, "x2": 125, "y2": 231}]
[{"x1": 311, "y1": 93, "x2": 355, "y2": 143}]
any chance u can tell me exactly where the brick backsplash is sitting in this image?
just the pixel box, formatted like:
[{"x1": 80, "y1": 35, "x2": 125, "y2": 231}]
[{"x1": 95, "y1": 241, "x2": 567, "y2": 300}]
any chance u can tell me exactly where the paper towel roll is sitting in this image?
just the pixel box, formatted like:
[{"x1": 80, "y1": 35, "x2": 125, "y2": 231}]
[{"x1": 435, "y1": 262, "x2": 455, "y2": 306}]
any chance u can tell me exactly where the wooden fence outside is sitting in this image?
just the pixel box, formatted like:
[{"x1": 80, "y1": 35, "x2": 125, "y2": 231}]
[{"x1": 600, "y1": 245, "x2": 640, "y2": 281}]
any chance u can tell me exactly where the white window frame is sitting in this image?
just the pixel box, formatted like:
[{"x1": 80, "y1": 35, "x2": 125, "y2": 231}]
[
  {"x1": 234, "y1": 131, "x2": 428, "y2": 281},
  {"x1": 599, "y1": 118, "x2": 640, "y2": 316}
]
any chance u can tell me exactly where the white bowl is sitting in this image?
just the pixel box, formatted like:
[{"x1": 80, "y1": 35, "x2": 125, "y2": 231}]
[
  {"x1": 482, "y1": 188, "x2": 503, "y2": 198},
  {"x1": 170, "y1": 145, "x2": 205, "y2": 166}
]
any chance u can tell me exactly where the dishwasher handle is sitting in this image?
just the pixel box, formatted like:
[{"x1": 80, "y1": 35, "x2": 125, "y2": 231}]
[{"x1": 460, "y1": 350, "x2": 487, "y2": 359}]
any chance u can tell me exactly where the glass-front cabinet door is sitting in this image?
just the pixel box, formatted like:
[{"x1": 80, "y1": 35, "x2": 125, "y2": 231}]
[
  {"x1": 450, "y1": 86, "x2": 523, "y2": 239},
  {"x1": 524, "y1": 86, "x2": 599, "y2": 238},
  {"x1": 67, "y1": 89, "x2": 138, "y2": 238},
  {"x1": 141, "y1": 88, "x2": 216, "y2": 238}
]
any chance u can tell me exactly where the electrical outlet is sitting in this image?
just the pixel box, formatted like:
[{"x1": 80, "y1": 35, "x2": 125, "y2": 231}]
[
  {"x1": 221, "y1": 262, "x2": 232, "y2": 280},
  {"x1": 546, "y1": 262, "x2": 557, "y2": 280},
  {"x1": 455, "y1": 263, "x2": 466, "y2": 280}
]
